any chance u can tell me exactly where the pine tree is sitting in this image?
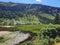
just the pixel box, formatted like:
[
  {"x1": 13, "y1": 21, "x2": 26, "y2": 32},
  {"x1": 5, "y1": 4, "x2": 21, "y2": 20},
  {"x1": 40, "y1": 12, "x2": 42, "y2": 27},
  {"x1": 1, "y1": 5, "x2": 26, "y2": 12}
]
[{"x1": 54, "y1": 13, "x2": 60, "y2": 24}]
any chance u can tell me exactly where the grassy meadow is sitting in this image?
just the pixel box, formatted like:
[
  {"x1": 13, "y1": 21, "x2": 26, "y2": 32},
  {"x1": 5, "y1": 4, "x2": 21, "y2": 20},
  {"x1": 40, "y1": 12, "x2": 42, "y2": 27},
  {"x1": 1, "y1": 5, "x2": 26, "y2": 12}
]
[{"x1": 16, "y1": 24, "x2": 60, "y2": 33}]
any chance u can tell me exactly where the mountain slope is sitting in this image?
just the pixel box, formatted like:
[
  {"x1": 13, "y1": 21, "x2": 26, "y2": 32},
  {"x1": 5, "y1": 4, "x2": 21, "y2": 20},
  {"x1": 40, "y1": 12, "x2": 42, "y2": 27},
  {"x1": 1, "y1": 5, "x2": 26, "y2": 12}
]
[{"x1": 0, "y1": 2, "x2": 60, "y2": 25}]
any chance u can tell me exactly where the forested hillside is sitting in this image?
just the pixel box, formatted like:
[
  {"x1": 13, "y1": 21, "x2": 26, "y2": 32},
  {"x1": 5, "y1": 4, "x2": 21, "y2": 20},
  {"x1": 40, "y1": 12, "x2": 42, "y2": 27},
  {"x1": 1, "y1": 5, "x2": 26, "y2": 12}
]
[{"x1": 0, "y1": 2, "x2": 60, "y2": 25}]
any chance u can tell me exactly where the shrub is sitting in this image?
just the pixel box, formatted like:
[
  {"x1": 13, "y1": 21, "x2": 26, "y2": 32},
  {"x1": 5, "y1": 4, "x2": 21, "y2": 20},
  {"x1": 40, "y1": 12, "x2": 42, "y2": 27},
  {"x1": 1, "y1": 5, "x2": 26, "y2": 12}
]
[{"x1": 0, "y1": 37, "x2": 4, "y2": 43}]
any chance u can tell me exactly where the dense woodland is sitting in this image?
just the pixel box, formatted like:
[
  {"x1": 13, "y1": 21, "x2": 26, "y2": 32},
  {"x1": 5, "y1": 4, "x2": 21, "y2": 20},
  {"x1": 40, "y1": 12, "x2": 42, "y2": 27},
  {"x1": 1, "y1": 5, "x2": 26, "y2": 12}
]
[{"x1": 0, "y1": 2, "x2": 60, "y2": 25}]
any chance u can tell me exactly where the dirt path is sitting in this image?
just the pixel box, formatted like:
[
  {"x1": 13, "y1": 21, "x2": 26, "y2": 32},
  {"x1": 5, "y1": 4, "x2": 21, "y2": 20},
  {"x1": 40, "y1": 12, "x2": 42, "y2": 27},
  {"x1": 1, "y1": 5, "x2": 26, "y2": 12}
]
[
  {"x1": 0, "y1": 26, "x2": 15, "y2": 31},
  {"x1": 0, "y1": 26, "x2": 15, "y2": 28},
  {"x1": 56, "y1": 43, "x2": 60, "y2": 45}
]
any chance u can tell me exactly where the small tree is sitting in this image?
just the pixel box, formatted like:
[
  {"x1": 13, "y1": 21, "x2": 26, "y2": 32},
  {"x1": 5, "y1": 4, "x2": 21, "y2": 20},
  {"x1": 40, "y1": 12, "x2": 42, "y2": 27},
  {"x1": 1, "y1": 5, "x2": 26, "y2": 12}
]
[{"x1": 54, "y1": 13, "x2": 60, "y2": 24}]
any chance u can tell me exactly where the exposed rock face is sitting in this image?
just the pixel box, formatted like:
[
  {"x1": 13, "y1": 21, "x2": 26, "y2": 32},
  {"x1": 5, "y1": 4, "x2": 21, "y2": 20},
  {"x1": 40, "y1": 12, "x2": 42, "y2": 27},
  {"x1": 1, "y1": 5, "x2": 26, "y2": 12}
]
[{"x1": 0, "y1": 31, "x2": 30, "y2": 45}]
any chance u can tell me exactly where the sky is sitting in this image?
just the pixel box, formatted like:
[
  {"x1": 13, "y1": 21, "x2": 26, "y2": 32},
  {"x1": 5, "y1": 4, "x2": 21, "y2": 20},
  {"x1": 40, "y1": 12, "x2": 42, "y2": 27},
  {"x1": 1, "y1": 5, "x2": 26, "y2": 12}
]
[{"x1": 0, "y1": 0, "x2": 60, "y2": 7}]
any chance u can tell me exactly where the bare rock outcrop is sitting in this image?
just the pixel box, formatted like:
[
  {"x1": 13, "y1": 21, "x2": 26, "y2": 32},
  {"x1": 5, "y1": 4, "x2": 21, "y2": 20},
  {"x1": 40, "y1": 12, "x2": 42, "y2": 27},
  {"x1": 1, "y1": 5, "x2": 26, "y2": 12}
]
[{"x1": 0, "y1": 31, "x2": 30, "y2": 45}]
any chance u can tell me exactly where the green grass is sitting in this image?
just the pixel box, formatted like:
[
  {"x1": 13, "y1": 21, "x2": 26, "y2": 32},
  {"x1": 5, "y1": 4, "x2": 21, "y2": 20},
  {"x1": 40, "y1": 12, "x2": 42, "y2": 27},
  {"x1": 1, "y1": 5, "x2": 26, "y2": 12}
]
[
  {"x1": 16, "y1": 24, "x2": 60, "y2": 34},
  {"x1": 16, "y1": 24, "x2": 46, "y2": 34},
  {"x1": 40, "y1": 13, "x2": 55, "y2": 20}
]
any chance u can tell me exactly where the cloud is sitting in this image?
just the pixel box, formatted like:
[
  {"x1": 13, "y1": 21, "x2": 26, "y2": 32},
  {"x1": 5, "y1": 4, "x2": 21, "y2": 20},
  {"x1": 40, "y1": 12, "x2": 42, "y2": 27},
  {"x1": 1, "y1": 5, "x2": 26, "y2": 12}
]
[{"x1": 36, "y1": 0, "x2": 42, "y2": 2}]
